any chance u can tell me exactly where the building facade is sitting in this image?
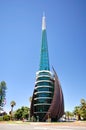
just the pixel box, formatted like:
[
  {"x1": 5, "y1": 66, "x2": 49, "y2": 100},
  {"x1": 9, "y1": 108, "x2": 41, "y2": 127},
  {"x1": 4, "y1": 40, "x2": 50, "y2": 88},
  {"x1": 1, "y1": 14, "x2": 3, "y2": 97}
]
[{"x1": 30, "y1": 15, "x2": 64, "y2": 121}]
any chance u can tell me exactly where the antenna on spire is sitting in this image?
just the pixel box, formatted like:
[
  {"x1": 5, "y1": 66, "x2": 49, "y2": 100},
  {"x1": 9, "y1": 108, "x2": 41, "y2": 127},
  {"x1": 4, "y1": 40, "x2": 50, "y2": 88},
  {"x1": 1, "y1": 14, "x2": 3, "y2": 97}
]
[{"x1": 42, "y1": 12, "x2": 46, "y2": 30}]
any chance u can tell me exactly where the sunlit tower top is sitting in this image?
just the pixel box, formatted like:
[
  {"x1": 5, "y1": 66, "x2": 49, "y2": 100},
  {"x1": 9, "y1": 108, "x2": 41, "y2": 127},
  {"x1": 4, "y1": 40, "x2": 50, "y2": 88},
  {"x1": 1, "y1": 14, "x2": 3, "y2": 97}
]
[{"x1": 39, "y1": 15, "x2": 50, "y2": 71}]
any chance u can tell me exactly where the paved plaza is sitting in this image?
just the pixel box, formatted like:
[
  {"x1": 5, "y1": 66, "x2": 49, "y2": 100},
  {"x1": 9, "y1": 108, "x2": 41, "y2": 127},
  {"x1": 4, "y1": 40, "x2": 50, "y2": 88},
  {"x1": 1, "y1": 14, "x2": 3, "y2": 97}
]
[{"x1": 0, "y1": 122, "x2": 86, "y2": 130}]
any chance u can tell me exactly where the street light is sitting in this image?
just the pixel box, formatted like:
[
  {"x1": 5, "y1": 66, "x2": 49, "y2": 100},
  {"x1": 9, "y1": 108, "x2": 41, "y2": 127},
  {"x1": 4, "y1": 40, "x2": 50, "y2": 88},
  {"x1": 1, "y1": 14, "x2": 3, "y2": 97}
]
[{"x1": 28, "y1": 97, "x2": 32, "y2": 121}]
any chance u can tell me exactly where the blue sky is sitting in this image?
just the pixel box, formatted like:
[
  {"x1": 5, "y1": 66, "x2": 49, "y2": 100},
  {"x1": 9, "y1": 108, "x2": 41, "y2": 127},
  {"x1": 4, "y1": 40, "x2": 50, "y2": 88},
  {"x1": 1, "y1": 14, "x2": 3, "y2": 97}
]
[{"x1": 0, "y1": 0, "x2": 86, "y2": 113}]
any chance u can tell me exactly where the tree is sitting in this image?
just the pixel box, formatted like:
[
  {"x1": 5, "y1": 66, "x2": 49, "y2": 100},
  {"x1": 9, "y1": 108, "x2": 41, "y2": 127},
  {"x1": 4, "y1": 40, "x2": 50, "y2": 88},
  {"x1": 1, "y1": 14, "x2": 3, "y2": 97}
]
[
  {"x1": 10, "y1": 101, "x2": 16, "y2": 120},
  {"x1": 65, "y1": 111, "x2": 74, "y2": 121},
  {"x1": 14, "y1": 108, "x2": 22, "y2": 120},
  {"x1": 10, "y1": 100, "x2": 16, "y2": 111},
  {"x1": 81, "y1": 99, "x2": 86, "y2": 105},
  {"x1": 0, "y1": 81, "x2": 7, "y2": 111},
  {"x1": 14, "y1": 106, "x2": 29, "y2": 120},
  {"x1": 73, "y1": 99, "x2": 86, "y2": 120},
  {"x1": 73, "y1": 106, "x2": 81, "y2": 120},
  {"x1": 80, "y1": 99, "x2": 86, "y2": 120}
]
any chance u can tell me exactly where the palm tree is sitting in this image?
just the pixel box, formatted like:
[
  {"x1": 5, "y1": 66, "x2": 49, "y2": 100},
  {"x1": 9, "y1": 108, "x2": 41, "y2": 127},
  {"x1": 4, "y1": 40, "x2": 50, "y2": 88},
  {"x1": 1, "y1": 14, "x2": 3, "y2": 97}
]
[
  {"x1": 80, "y1": 99, "x2": 86, "y2": 120},
  {"x1": 10, "y1": 101, "x2": 16, "y2": 120},
  {"x1": 81, "y1": 99, "x2": 86, "y2": 106},
  {"x1": 73, "y1": 106, "x2": 81, "y2": 120},
  {"x1": 65, "y1": 111, "x2": 74, "y2": 121}
]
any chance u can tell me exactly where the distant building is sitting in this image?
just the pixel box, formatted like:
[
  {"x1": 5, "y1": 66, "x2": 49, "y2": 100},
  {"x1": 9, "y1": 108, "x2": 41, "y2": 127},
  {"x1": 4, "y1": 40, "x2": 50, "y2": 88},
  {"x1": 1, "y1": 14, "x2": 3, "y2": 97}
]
[{"x1": 30, "y1": 15, "x2": 64, "y2": 121}]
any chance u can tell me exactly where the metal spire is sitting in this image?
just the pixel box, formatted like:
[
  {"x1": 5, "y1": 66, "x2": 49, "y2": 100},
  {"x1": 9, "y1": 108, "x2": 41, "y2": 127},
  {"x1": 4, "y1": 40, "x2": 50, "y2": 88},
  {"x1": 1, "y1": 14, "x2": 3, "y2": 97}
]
[{"x1": 42, "y1": 13, "x2": 46, "y2": 30}]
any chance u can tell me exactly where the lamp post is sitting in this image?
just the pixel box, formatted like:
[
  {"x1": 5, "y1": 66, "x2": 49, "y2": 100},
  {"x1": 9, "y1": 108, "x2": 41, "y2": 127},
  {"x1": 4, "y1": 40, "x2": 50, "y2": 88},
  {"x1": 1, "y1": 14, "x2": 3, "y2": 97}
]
[{"x1": 28, "y1": 97, "x2": 32, "y2": 121}]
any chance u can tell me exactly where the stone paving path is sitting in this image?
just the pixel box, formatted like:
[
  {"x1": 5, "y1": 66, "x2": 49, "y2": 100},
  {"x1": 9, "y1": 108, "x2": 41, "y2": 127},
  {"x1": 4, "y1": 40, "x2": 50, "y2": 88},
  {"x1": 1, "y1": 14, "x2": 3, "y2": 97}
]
[{"x1": 0, "y1": 121, "x2": 86, "y2": 130}]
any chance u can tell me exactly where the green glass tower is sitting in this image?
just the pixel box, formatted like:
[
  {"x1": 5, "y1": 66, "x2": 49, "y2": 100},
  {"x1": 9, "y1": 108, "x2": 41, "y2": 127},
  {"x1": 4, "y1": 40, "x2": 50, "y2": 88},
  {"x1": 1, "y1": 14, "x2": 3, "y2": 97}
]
[
  {"x1": 39, "y1": 15, "x2": 50, "y2": 71},
  {"x1": 30, "y1": 15, "x2": 64, "y2": 122},
  {"x1": 33, "y1": 15, "x2": 54, "y2": 121}
]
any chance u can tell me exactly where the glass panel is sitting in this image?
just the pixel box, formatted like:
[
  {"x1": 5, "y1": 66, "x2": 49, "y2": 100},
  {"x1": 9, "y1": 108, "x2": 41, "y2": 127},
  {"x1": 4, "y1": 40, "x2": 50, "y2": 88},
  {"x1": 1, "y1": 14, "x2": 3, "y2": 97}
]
[
  {"x1": 35, "y1": 98, "x2": 52, "y2": 104},
  {"x1": 37, "y1": 81, "x2": 53, "y2": 86},
  {"x1": 36, "y1": 93, "x2": 52, "y2": 97},
  {"x1": 35, "y1": 105, "x2": 49, "y2": 112},
  {"x1": 37, "y1": 76, "x2": 51, "y2": 81},
  {"x1": 39, "y1": 30, "x2": 50, "y2": 71}
]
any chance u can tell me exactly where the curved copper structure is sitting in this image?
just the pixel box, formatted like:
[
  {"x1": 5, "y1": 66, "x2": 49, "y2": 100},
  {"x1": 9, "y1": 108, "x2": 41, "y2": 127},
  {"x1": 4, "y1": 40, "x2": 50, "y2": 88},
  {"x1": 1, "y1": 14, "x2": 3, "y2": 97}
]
[
  {"x1": 43, "y1": 68, "x2": 64, "y2": 121},
  {"x1": 30, "y1": 68, "x2": 64, "y2": 121}
]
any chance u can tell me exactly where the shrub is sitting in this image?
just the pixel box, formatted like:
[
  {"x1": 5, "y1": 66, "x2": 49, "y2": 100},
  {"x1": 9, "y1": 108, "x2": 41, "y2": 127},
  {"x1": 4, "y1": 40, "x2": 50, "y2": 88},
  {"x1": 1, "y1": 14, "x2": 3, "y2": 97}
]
[
  {"x1": 3, "y1": 115, "x2": 10, "y2": 121},
  {"x1": 0, "y1": 116, "x2": 3, "y2": 121}
]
